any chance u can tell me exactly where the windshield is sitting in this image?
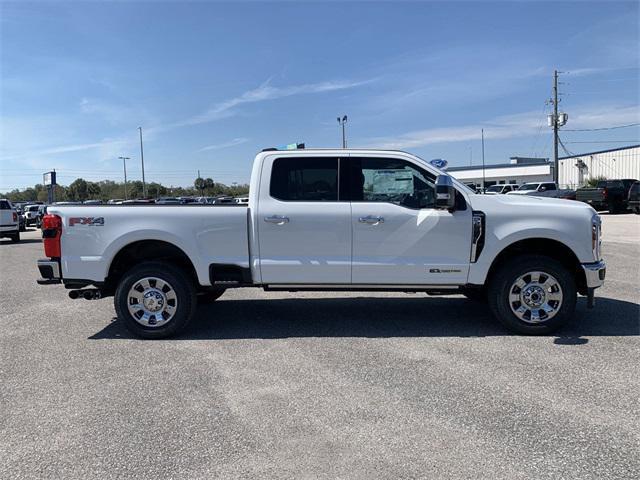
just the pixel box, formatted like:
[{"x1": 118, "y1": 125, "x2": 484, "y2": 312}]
[
  {"x1": 518, "y1": 183, "x2": 539, "y2": 191},
  {"x1": 486, "y1": 185, "x2": 503, "y2": 192}
]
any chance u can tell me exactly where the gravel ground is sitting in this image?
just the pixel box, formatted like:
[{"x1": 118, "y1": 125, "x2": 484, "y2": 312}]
[{"x1": 1, "y1": 213, "x2": 638, "y2": 479}]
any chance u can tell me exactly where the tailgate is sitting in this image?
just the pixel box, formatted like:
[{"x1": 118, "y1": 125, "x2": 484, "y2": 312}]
[{"x1": 576, "y1": 188, "x2": 603, "y2": 202}]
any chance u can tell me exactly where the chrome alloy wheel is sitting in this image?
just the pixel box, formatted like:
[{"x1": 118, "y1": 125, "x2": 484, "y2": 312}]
[
  {"x1": 127, "y1": 277, "x2": 178, "y2": 327},
  {"x1": 508, "y1": 271, "x2": 563, "y2": 324}
]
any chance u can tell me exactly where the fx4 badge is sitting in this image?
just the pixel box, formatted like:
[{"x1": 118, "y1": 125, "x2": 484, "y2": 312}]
[
  {"x1": 429, "y1": 268, "x2": 461, "y2": 273},
  {"x1": 69, "y1": 217, "x2": 104, "y2": 227}
]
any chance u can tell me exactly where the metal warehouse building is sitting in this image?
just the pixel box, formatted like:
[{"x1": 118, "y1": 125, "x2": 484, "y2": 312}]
[
  {"x1": 558, "y1": 145, "x2": 640, "y2": 189},
  {"x1": 448, "y1": 157, "x2": 552, "y2": 189},
  {"x1": 448, "y1": 145, "x2": 639, "y2": 189}
]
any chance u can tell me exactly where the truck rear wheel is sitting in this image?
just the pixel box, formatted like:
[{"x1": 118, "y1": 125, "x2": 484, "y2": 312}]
[
  {"x1": 488, "y1": 255, "x2": 576, "y2": 335},
  {"x1": 114, "y1": 261, "x2": 197, "y2": 339},
  {"x1": 10, "y1": 231, "x2": 20, "y2": 242}
]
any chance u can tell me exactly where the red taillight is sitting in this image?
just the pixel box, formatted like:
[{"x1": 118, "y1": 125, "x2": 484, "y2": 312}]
[
  {"x1": 12, "y1": 212, "x2": 17, "y2": 222},
  {"x1": 42, "y1": 214, "x2": 62, "y2": 258},
  {"x1": 602, "y1": 188, "x2": 608, "y2": 200}
]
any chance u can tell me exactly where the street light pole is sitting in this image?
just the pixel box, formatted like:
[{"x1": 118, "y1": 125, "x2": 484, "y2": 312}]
[
  {"x1": 138, "y1": 127, "x2": 146, "y2": 198},
  {"x1": 118, "y1": 156, "x2": 130, "y2": 200},
  {"x1": 481, "y1": 129, "x2": 486, "y2": 193},
  {"x1": 337, "y1": 115, "x2": 348, "y2": 148}
]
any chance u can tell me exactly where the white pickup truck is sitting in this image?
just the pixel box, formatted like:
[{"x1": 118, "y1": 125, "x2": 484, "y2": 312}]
[{"x1": 37, "y1": 149, "x2": 606, "y2": 339}]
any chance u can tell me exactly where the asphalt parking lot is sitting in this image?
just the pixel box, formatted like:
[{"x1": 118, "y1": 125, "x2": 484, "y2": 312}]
[{"x1": 1, "y1": 214, "x2": 639, "y2": 479}]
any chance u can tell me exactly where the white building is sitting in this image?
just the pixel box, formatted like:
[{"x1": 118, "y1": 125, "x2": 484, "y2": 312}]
[
  {"x1": 447, "y1": 145, "x2": 640, "y2": 189},
  {"x1": 447, "y1": 157, "x2": 552, "y2": 189},
  {"x1": 558, "y1": 145, "x2": 640, "y2": 189}
]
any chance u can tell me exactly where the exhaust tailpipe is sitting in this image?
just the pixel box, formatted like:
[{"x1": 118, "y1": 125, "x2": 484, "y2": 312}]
[
  {"x1": 69, "y1": 289, "x2": 102, "y2": 300},
  {"x1": 82, "y1": 289, "x2": 102, "y2": 300}
]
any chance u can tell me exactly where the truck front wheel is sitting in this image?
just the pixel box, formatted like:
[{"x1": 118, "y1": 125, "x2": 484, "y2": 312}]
[
  {"x1": 487, "y1": 255, "x2": 576, "y2": 335},
  {"x1": 114, "y1": 261, "x2": 197, "y2": 339}
]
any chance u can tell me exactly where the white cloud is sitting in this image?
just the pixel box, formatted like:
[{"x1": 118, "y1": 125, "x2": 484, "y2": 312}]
[
  {"x1": 172, "y1": 78, "x2": 370, "y2": 128},
  {"x1": 1, "y1": 77, "x2": 368, "y2": 163},
  {"x1": 198, "y1": 137, "x2": 249, "y2": 152},
  {"x1": 0, "y1": 138, "x2": 130, "y2": 162},
  {"x1": 364, "y1": 105, "x2": 640, "y2": 149}
]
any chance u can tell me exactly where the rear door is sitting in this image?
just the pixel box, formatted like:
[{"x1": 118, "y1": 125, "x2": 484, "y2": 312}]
[
  {"x1": 257, "y1": 155, "x2": 351, "y2": 284},
  {"x1": 346, "y1": 156, "x2": 472, "y2": 285}
]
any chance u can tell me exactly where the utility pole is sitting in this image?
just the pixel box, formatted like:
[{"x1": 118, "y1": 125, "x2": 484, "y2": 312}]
[
  {"x1": 138, "y1": 127, "x2": 146, "y2": 198},
  {"x1": 548, "y1": 70, "x2": 568, "y2": 185},
  {"x1": 481, "y1": 129, "x2": 486, "y2": 193},
  {"x1": 337, "y1": 115, "x2": 348, "y2": 148},
  {"x1": 552, "y1": 70, "x2": 559, "y2": 184},
  {"x1": 197, "y1": 169, "x2": 203, "y2": 195},
  {"x1": 119, "y1": 156, "x2": 130, "y2": 200}
]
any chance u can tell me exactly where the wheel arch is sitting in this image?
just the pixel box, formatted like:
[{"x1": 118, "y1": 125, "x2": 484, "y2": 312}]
[
  {"x1": 486, "y1": 238, "x2": 587, "y2": 295},
  {"x1": 105, "y1": 239, "x2": 199, "y2": 295}
]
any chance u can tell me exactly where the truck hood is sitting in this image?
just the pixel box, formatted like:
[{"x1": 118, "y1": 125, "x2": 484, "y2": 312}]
[{"x1": 470, "y1": 192, "x2": 596, "y2": 215}]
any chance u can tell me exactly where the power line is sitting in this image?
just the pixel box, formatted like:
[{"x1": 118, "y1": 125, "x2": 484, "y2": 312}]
[
  {"x1": 557, "y1": 136, "x2": 577, "y2": 157},
  {"x1": 563, "y1": 122, "x2": 640, "y2": 132},
  {"x1": 562, "y1": 140, "x2": 639, "y2": 144}
]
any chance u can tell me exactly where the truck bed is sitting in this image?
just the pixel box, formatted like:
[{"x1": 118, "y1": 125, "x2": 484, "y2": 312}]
[
  {"x1": 575, "y1": 188, "x2": 605, "y2": 203},
  {"x1": 48, "y1": 204, "x2": 250, "y2": 286}
]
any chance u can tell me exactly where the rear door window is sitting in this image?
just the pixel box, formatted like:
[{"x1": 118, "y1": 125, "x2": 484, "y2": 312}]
[
  {"x1": 0, "y1": 200, "x2": 11, "y2": 210},
  {"x1": 270, "y1": 157, "x2": 339, "y2": 201}
]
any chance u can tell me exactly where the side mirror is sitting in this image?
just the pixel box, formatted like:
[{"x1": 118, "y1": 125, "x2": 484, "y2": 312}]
[{"x1": 435, "y1": 175, "x2": 456, "y2": 210}]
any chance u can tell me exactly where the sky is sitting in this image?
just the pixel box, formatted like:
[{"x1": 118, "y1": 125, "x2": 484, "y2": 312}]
[{"x1": 1, "y1": 0, "x2": 639, "y2": 191}]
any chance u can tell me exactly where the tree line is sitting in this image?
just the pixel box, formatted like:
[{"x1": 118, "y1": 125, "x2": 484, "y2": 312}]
[{"x1": 1, "y1": 177, "x2": 250, "y2": 203}]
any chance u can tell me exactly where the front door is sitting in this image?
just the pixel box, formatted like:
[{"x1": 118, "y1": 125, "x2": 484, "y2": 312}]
[
  {"x1": 347, "y1": 156, "x2": 472, "y2": 285},
  {"x1": 257, "y1": 155, "x2": 351, "y2": 284}
]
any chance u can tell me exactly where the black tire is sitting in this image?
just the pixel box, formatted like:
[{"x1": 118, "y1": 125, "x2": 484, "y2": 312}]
[
  {"x1": 461, "y1": 287, "x2": 487, "y2": 303},
  {"x1": 114, "y1": 261, "x2": 197, "y2": 339},
  {"x1": 635, "y1": 207, "x2": 640, "y2": 215},
  {"x1": 197, "y1": 289, "x2": 225, "y2": 304},
  {"x1": 10, "y1": 231, "x2": 20, "y2": 243},
  {"x1": 487, "y1": 254, "x2": 576, "y2": 335}
]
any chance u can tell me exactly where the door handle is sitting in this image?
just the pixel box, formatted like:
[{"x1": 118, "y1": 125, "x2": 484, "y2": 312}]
[
  {"x1": 264, "y1": 215, "x2": 290, "y2": 224},
  {"x1": 358, "y1": 215, "x2": 384, "y2": 224}
]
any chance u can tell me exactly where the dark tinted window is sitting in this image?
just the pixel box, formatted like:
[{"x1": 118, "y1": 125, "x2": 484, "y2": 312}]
[
  {"x1": 542, "y1": 183, "x2": 556, "y2": 191},
  {"x1": 0, "y1": 200, "x2": 10, "y2": 210},
  {"x1": 345, "y1": 157, "x2": 436, "y2": 209},
  {"x1": 270, "y1": 157, "x2": 338, "y2": 201}
]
